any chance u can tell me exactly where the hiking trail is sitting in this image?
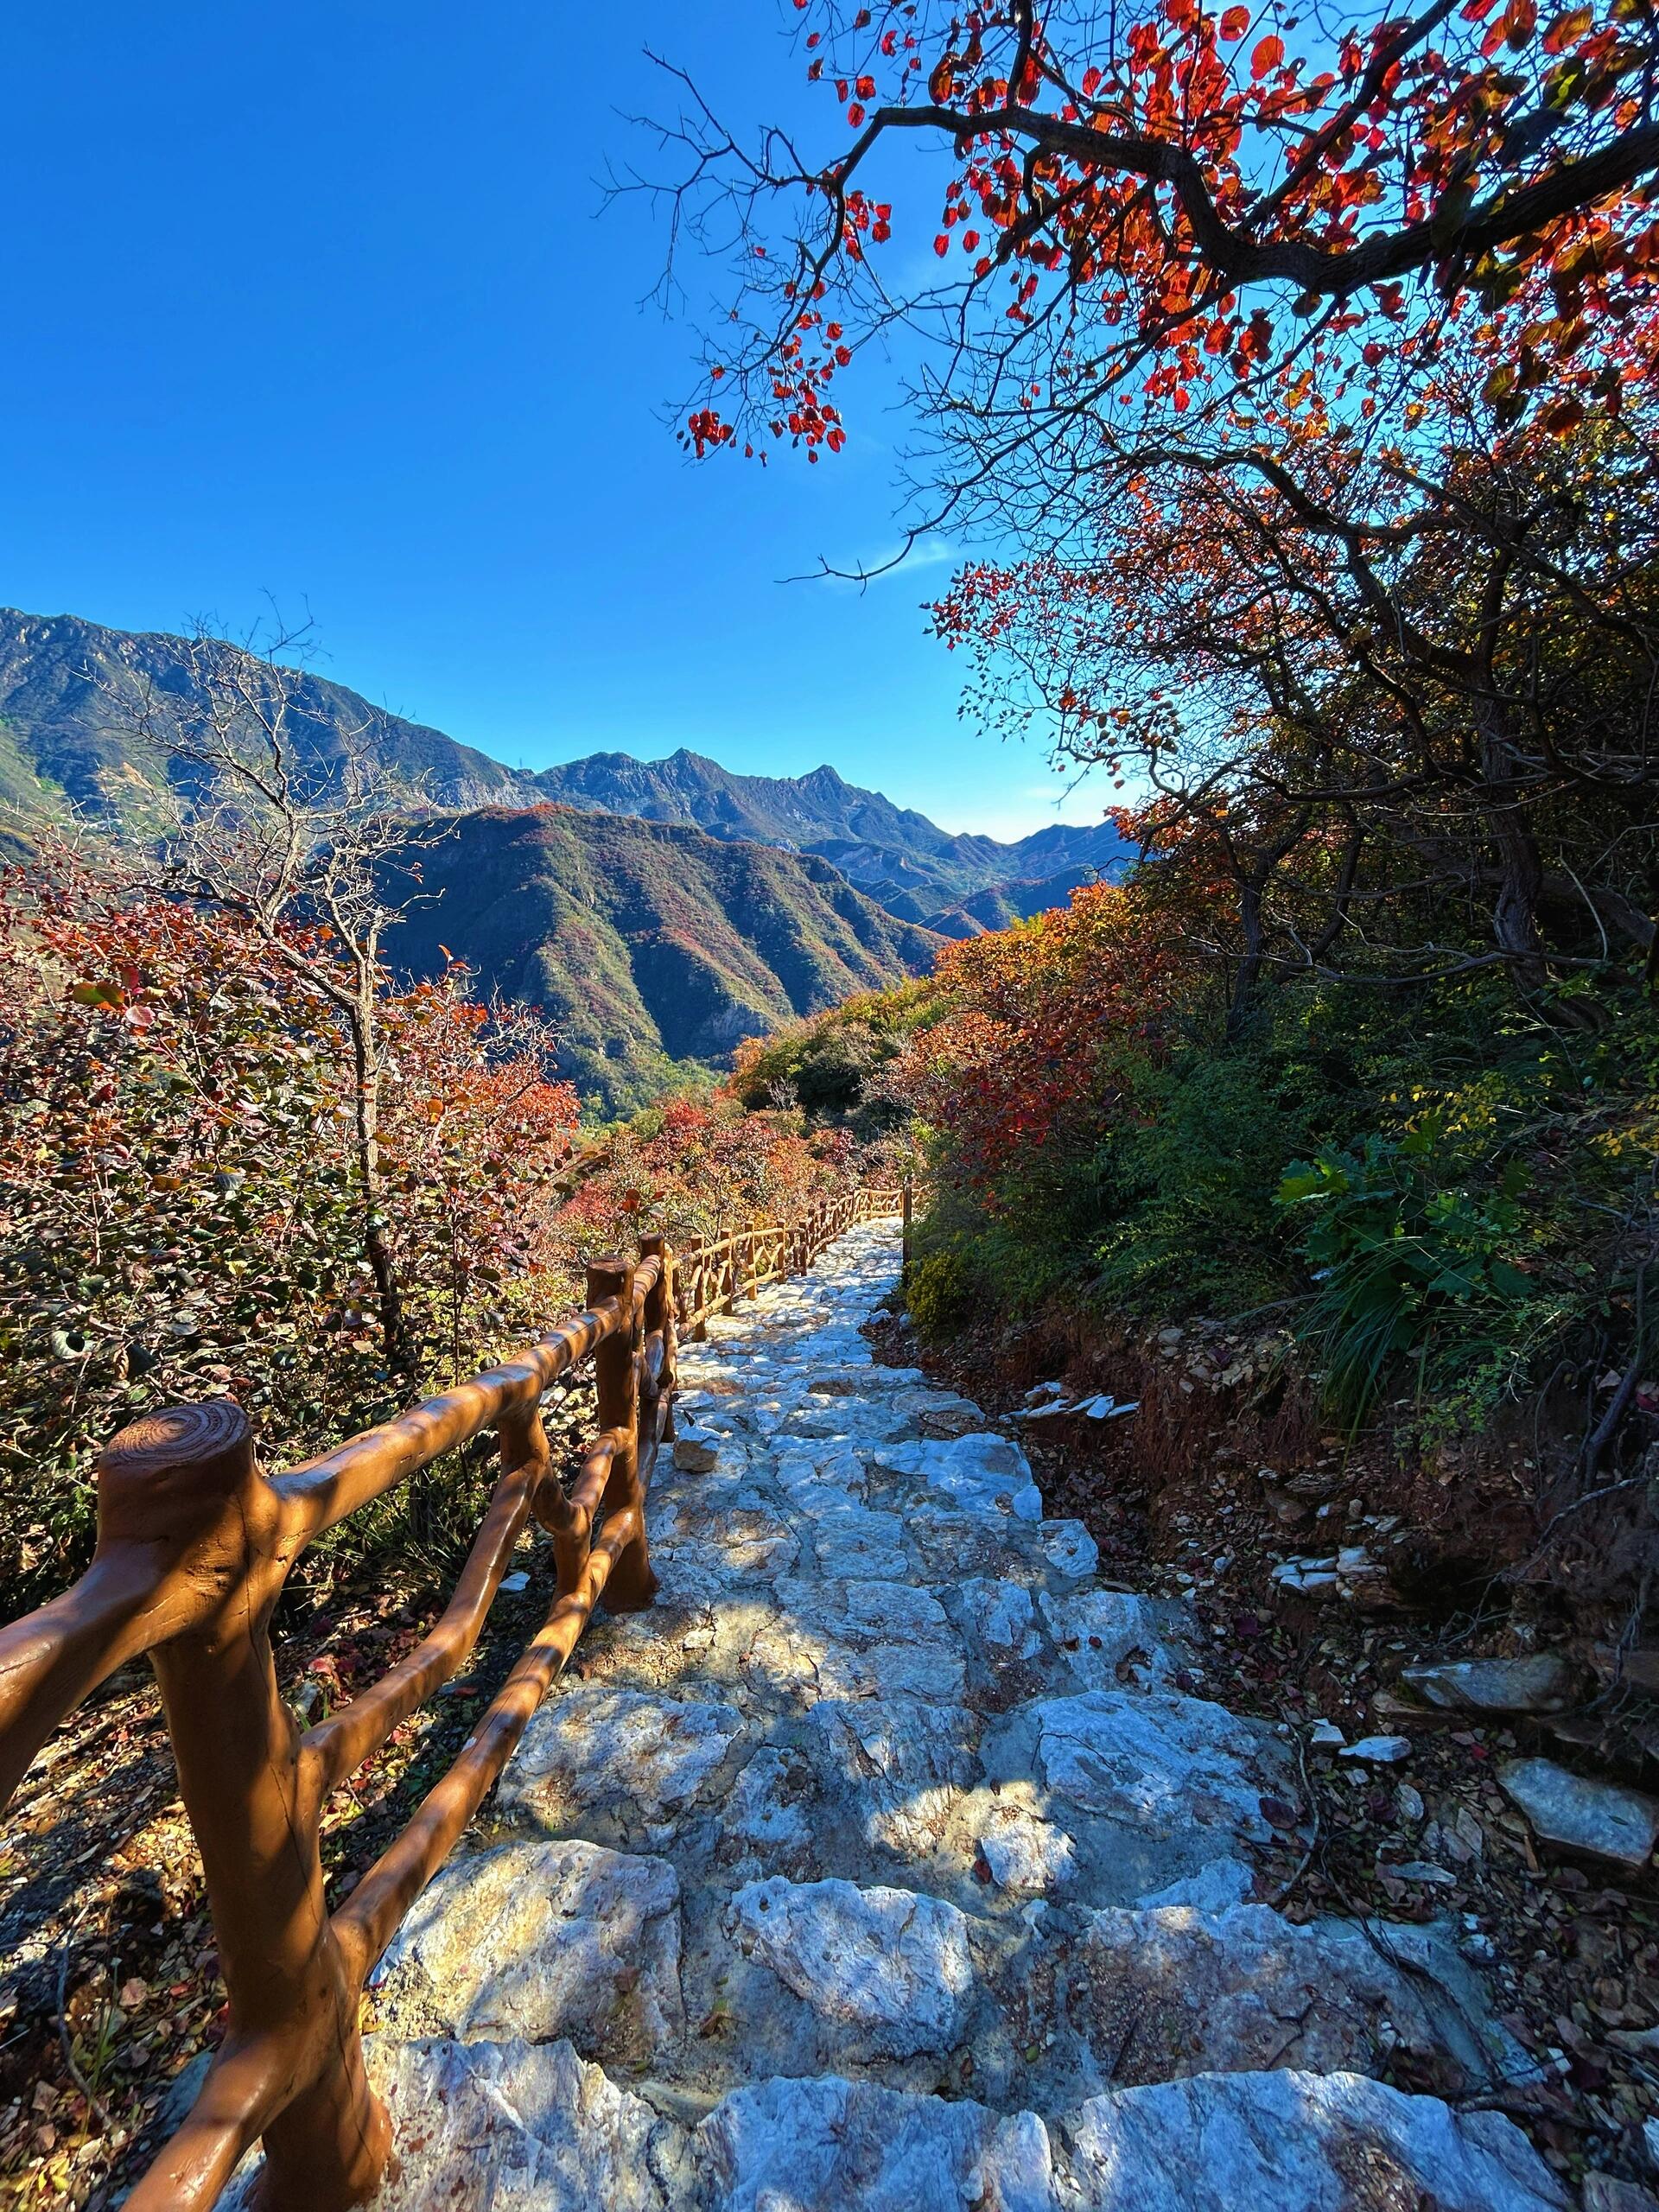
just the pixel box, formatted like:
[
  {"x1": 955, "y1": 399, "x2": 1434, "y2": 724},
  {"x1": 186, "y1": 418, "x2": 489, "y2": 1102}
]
[{"x1": 294, "y1": 1219, "x2": 1566, "y2": 2211}]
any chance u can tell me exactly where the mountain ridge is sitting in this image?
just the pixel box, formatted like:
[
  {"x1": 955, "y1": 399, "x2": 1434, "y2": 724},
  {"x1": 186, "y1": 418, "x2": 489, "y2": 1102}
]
[
  {"x1": 0, "y1": 607, "x2": 1128, "y2": 931},
  {"x1": 527, "y1": 745, "x2": 1128, "y2": 925}
]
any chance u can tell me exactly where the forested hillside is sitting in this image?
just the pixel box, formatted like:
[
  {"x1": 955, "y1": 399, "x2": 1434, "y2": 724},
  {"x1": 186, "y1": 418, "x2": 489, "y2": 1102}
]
[
  {"x1": 384, "y1": 804, "x2": 943, "y2": 1110},
  {"x1": 664, "y1": 0, "x2": 1659, "y2": 1649},
  {"x1": 0, "y1": 607, "x2": 530, "y2": 823},
  {"x1": 0, "y1": 834, "x2": 906, "y2": 1611}
]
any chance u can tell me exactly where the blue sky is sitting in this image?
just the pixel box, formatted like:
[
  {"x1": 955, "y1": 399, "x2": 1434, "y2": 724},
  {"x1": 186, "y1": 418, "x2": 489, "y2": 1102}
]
[{"x1": 3, "y1": 3, "x2": 1108, "y2": 842}]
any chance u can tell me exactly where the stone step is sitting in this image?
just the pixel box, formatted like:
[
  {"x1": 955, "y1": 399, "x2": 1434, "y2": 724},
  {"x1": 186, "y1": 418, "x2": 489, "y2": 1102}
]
[
  {"x1": 376, "y1": 1837, "x2": 1526, "y2": 2117},
  {"x1": 245, "y1": 2035, "x2": 1567, "y2": 2212},
  {"x1": 495, "y1": 1647, "x2": 1289, "y2": 1916}
]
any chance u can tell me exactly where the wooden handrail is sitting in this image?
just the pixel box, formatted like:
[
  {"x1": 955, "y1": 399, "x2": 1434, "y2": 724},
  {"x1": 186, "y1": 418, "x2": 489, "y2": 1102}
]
[{"x1": 0, "y1": 1179, "x2": 906, "y2": 2211}]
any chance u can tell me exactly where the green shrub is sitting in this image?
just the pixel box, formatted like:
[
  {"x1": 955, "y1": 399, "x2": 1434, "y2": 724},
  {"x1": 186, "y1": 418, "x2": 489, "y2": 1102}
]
[{"x1": 907, "y1": 1246, "x2": 976, "y2": 1340}]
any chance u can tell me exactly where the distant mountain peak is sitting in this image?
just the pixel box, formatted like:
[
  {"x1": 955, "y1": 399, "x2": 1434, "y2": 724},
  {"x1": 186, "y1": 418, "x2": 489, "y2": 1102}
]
[
  {"x1": 0, "y1": 605, "x2": 1130, "y2": 939},
  {"x1": 529, "y1": 748, "x2": 1129, "y2": 929}
]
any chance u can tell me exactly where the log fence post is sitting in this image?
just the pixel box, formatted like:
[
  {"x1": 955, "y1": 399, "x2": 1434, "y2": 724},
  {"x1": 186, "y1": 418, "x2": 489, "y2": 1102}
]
[
  {"x1": 640, "y1": 1231, "x2": 677, "y2": 1441},
  {"x1": 103, "y1": 1403, "x2": 391, "y2": 2212},
  {"x1": 588, "y1": 1255, "x2": 657, "y2": 1614}
]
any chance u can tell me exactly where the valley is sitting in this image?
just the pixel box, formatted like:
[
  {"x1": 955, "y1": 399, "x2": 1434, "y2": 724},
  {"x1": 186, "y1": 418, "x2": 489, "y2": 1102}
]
[{"x1": 384, "y1": 804, "x2": 943, "y2": 1111}]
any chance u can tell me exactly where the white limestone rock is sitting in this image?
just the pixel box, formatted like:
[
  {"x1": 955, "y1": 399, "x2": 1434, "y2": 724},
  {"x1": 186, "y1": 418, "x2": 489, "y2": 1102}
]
[
  {"x1": 720, "y1": 1745, "x2": 818, "y2": 1870},
  {"x1": 502, "y1": 1684, "x2": 744, "y2": 1837},
  {"x1": 976, "y1": 1797, "x2": 1079, "y2": 1894},
  {"x1": 344, "y1": 2037, "x2": 683, "y2": 2212},
  {"x1": 728, "y1": 1877, "x2": 979, "y2": 2060},
  {"x1": 734, "y1": 1608, "x2": 880, "y2": 1706},
  {"x1": 707, "y1": 1500, "x2": 800, "y2": 1580},
  {"x1": 806, "y1": 1363, "x2": 900, "y2": 1392},
  {"x1": 696, "y1": 2075, "x2": 1057, "y2": 2212},
  {"x1": 790, "y1": 1399, "x2": 915, "y2": 1444},
  {"x1": 956, "y1": 1580, "x2": 1048, "y2": 1684},
  {"x1": 908, "y1": 1510, "x2": 1054, "y2": 1586},
  {"x1": 1499, "y1": 1758, "x2": 1659, "y2": 1871},
  {"x1": 1032, "y1": 1688, "x2": 1295, "y2": 1846},
  {"x1": 1340, "y1": 1734, "x2": 1413, "y2": 1765},
  {"x1": 1037, "y1": 1587, "x2": 1186, "y2": 1689},
  {"x1": 805, "y1": 1695, "x2": 981, "y2": 1858},
  {"x1": 1073, "y1": 1903, "x2": 1523, "y2": 2089},
  {"x1": 772, "y1": 1446, "x2": 869, "y2": 1510},
  {"x1": 1402, "y1": 1654, "x2": 1578, "y2": 1714},
  {"x1": 810, "y1": 1505, "x2": 911, "y2": 1581},
  {"x1": 1059, "y1": 2068, "x2": 1569, "y2": 2211},
  {"x1": 373, "y1": 1840, "x2": 683, "y2": 2057},
  {"x1": 845, "y1": 1577, "x2": 954, "y2": 1642},
  {"x1": 772, "y1": 1575, "x2": 968, "y2": 1702},
  {"x1": 1137, "y1": 1858, "x2": 1255, "y2": 1910},
  {"x1": 1039, "y1": 1517, "x2": 1101, "y2": 1580},
  {"x1": 647, "y1": 1491, "x2": 798, "y2": 1588},
  {"x1": 871, "y1": 1434, "x2": 1044, "y2": 1522}
]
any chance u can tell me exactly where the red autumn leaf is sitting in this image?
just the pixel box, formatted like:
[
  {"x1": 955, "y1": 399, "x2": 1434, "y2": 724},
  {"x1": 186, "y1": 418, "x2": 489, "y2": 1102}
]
[{"x1": 1542, "y1": 3, "x2": 1591, "y2": 48}]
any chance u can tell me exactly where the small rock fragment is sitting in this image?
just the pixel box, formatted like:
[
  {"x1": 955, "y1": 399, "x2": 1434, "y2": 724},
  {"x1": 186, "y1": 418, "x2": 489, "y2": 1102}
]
[
  {"x1": 976, "y1": 1802, "x2": 1077, "y2": 1894},
  {"x1": 1498, "y1": 1758, "x2": 1659, "y2": 1872},
  {"x1": 1273, "y1": 1560, "x2": 1340, "y2": 1592},
  {"x1": 1340, "y1": 1734, "x2": 1413, "y2": 1764},
  {"x1": 1584, "y1": 2177, "x2": 1659, "y2": 2212},
  {"x1": 1402, "y1": 1656, "x2": 1578, "y2": 1715},
  {"x1": 1386, "y1": 1861, "x2": 1458, "y2": 1887}
]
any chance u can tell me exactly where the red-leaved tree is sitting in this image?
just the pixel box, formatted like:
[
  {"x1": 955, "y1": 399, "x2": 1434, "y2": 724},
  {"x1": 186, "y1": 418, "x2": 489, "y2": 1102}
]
[{"x1": 652, "y1": 0, "x2": 1659, "y2": 499}]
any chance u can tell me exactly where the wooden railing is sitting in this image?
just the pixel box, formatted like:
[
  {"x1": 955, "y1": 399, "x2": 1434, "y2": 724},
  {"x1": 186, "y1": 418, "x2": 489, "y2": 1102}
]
[
  {"x1": 677, "y1": 1183, "x2": 907, "y2": 1332},
  {"x1": 0, "y1": 1183, "x2": 903, "y2": 2211}
]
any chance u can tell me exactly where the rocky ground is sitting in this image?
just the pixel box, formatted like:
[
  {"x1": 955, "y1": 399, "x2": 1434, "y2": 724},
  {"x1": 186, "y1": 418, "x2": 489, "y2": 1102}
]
[
  {"x1": 893, "y1": 1300, "x2": 1659, "y2": 2205},
  {"x1": 227, "y1": 1220, "x2": 1596, "y2": 2210}
]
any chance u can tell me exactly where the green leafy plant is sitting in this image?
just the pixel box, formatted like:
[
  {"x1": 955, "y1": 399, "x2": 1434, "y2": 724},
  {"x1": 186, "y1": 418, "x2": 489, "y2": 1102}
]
[{"x1": 1278, "y1": 1122, "x2": 1539, "y2": 1425}]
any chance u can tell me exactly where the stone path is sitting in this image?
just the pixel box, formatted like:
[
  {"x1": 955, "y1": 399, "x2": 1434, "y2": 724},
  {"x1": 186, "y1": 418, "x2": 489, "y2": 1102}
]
[{"x1": 346, "y1": 1224, "x2": 1567, "y2": 2210}]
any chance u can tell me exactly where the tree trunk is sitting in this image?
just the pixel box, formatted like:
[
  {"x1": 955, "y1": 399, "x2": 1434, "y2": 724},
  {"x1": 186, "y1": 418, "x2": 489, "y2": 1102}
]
[
  {"x1": 1226, "y1": 878, "x2": 1268, "y2": 1042},
  {"x1": 347, "y1": 993, "x2": 414, "y2": 1378},
  {"x1": 1478, "y1": 702, "x2": 1551, "y2": 1001}
]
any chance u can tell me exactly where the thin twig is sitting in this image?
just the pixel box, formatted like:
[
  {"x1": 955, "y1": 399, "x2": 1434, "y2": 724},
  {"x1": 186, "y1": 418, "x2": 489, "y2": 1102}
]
[
  {"x1": 1269, "y1": 1730, "x2": 1322, "y2": 1907},
  {"x1": 55, "y1": 1907, "x2": 113, "y2": 2131}
]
